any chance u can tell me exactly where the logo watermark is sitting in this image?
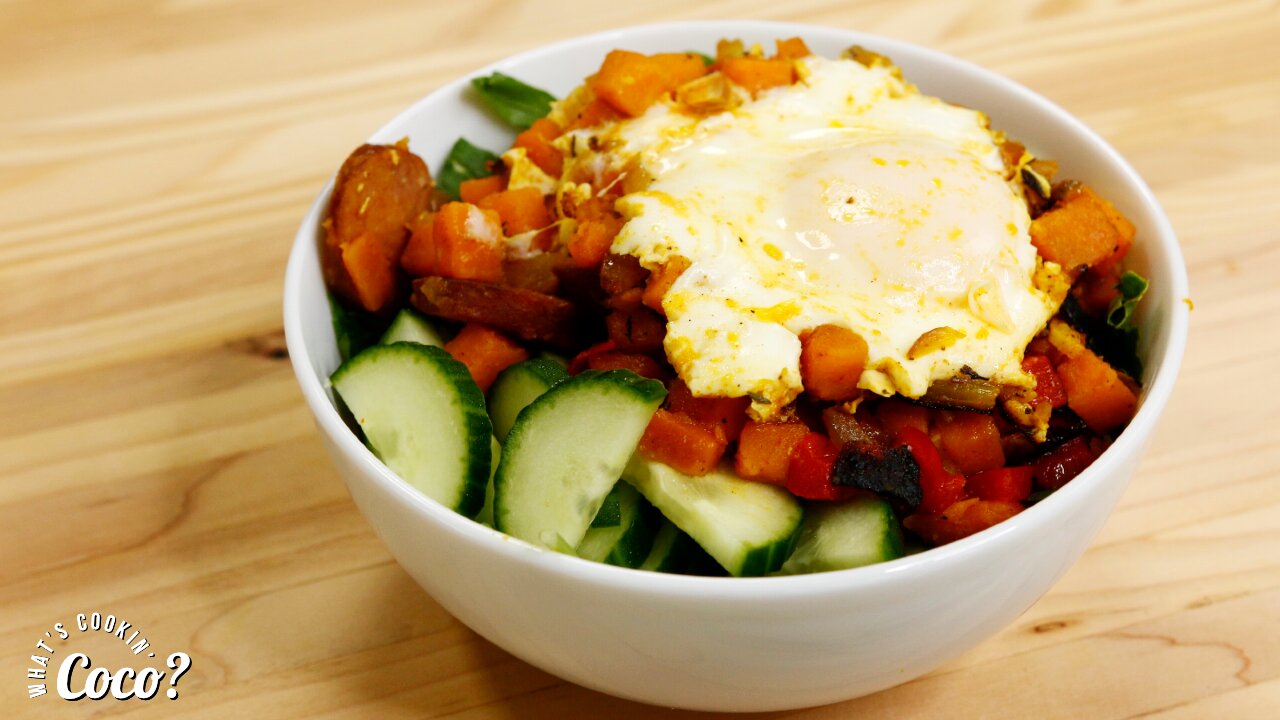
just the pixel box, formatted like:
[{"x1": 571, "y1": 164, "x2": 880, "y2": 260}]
[{"x1": 26, "y1": 612, "x2": 192, "y2": 701}]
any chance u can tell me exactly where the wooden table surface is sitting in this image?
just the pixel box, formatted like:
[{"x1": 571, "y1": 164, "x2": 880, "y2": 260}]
[{"x1": 3, "y1": 0, "x2": 1278, "y2": 717}]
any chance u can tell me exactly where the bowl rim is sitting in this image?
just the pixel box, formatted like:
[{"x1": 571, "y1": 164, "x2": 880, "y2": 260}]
[{"x1": 284, "y1": 19, "x2": 1189, "y2": 599}]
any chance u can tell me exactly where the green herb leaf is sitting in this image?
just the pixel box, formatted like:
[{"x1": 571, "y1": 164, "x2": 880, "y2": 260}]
[
  {"x1": 1106, "y1": 271, "x2": 1149, "y2": 330},
  {"x1": 436, "y1": 138, "x2": 501, "y2": 200},
  {"x1": 1025, "y1": 488, "x2": 1056, "y2": 506},
  {"x1": 470, "y1": 72, "x2": 556, "y2": 130},
  {"x1": 689, "y1": 50, "x2": 715, "y2": 66},
  {"x1": 1059, "y1": 295, "x2": 1144, "y2": 379}
]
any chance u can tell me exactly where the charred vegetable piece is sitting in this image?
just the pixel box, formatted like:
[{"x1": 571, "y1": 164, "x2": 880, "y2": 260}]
[
  {"x1": 785, "y1": 433, "x2": 859, "y2": 501},
  {"x1": 411, "y1": 276, "x2": 583, "y2": 350},
  {"x1": 822, "y1": 406, "x2": 888, "y2": 454},
  {"x1": 606, "y1": 306, "x2": 666, "y2": 354},
  {"x1": 920, "y1": 373, "x2": 1000, "y2": 412},
  {"x1": 831, "y1": 445, "x2": 922, "y2": 509},
  {"x1": 895, "y1": 427, "x2": 969, "y2": 515},
  {"x1": 600, "y1": 254, "x2": 650, "y2": 296}
]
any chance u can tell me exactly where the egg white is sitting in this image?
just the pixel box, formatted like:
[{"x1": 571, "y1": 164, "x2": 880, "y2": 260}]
[{"x1": 564, "y1": 56, "x2": 1063, "y2": 418}]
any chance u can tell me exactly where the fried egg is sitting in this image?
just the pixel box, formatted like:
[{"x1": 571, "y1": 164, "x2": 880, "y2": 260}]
[{"x1": 564, "y1": 55, "x2": 1064, "y2": 419}]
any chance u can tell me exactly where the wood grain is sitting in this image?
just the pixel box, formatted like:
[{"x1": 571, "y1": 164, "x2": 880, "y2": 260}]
[{"x1": 2, "y1": 0, "x2": 1277, "y2": 717}]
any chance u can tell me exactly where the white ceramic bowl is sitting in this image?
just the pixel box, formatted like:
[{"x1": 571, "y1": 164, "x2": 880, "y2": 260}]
[{"x1": 284, "y1": 20, "x2": 1188, "y2": 712}]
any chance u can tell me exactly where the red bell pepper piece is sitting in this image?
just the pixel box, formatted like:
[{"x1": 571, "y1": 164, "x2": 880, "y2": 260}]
[
  {"x1": 1023, "y1": 354, "x2": 1067, "y2": 409},
  {"x1": 895, "y1": 427, "x2": 968, "y2": 514},
  {"x1": 1032, "y1": 437, "x2": 1099, "y2": 489},
  {"x1": 785, "y1": 433, "x2": 857, "y2": 501},
  {"x1": 567, "y1": 340, "x2": 616, "y2": 375},
  {"x1": 966, "y1": 466, "x2": 1034, "y2": 503}
]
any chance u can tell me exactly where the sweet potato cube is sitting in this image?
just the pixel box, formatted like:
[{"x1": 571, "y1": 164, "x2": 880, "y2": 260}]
[
  {"x1": 340, "y1": 231, "x2": 398, "y2": 313},
  {"x1": 638, "y1": 408, "x2": 728, "y2": 476},
  {"x1": 720, "y1": 56, "x2": 794, "y2": 95},
  {"x1": 585, "y1": 352, "x2": 669, "y2": 381},
  {"x1": 799, "y1": 324, "x2": 869, "y2": 401},
  {"x1": 734, "y1": 421, "x2": 811, "y2": 484},
  {"x1": 400, "y1": 212, "x2": 437, "y2": 277},
  {"x1": 904, "y1": 498, "x2": 1023, "y2": 546},
  {"x1": 513, "y1": 118, "x2": 564, "y2": 178},
  {"x1": 774, "y1": 37, "x2": 811, "y2": 60},
  {"x1": 666, "y1": 380, "x2": 750, "y2": 443},
  {"x1": 568, "y1": 98, "x2": 623, "y2": 130},
  {"x1": 876, "y1": 399, "x2": 931, "y2": 438},
  {"x1": 477, "y1": 187, "x2": 552, "y2": 236},
  {"x1": 642, "y1": 255, "x2": 691, "y2": 314},
  {"x1": 568, "y1": 218, "x2": 621, "y2": 268},
  {"x1": 589, "y1": 50, "x2": 708, "y2": 117},
  {"x1": 458, "y1": 175, "x2": 506, "y2": 204},
  {"x1": 432, "y1": 202, "x2": 505, "y2": 282},
  {"x1": 1057, "y1": 348, "x2": 1138, "y2": 433},
  {"x1": 934, "y1": 411, "x2": 1005, "y2": 474},
  {"x1": 1030, "y1": 183, "x2": 1136, "y2": 272},
  {"x1": 443, "y1": 323, "x2": 529, "y2": 393}
]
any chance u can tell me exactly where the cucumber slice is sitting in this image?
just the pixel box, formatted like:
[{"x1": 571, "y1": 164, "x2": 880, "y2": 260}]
[
  {"x1": 331, "y1": 343, "x2": 491, "y2": 517},
  {"x1": 494, "y1": 370, "x2": 666, "y2": 549},
  {"x1": 590, "y1": 483, "x2": 624, "y2": 528},
  {"x1": 487, "y1": 357, "x2": 569, "y2": 442},
  {"x1": 380, "y1": 308, "x2": 447, "y2": 347},
  {"x1": 537, "y1": 351, "x2": 569, "y2": 368},
  {"x1": 474, "y1": 435, "x2": 502, "y2": 526},
  {"x1": 577, "y1": 482, "x2": 660, "y2": 568},
  {"x1": 622, "y1": 458, "x2": 804, "y2": 577},
  {"x1": 637, "y1": 522, "x2": 728, "y2": 576},
  {"x1": 778, "y1": 497, "x2": 903, "y2": 575},
  {"x1": 639, "y1": 521, "x2": 686, "y2": 572},
  {"x1": 329, "y1": 293, "x2": 389, "y2": 361}
]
